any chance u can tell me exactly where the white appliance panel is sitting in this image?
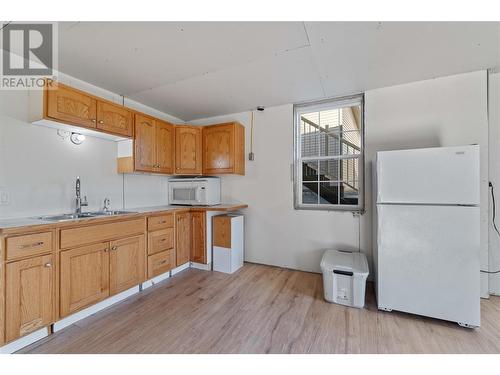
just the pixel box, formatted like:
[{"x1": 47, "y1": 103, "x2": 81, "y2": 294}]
[
  {"x1": 376, "y1": 204, "x2": 480, "y2": 326},
  {"x1": 376, "y1": 145, "x2": 479, "y2": 205}
]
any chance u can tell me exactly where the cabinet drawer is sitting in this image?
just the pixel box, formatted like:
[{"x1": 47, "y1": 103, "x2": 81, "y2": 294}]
[
  {"x1": 60, "y1": 218, "x2": 144, "y2": 249},
  {"x1": 148, "y1": 228, "x2": 174, "y2": 255},
  {"x1": 147, "y1": 214, "x2": 174, "y2": 231},
  {"x1": 147, "y1": 249, "x2": 175, "y2": 278},
  {"x1": 6, "y1": 232, "x2": 53, "y2": 261}
]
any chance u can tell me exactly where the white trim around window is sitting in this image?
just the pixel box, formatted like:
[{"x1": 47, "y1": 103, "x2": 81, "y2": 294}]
[{"x1": 293, "y1": 94, "x2": 365, "y2": 211}]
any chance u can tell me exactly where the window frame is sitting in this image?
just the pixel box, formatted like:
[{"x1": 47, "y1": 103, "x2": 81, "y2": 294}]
[{"x1": 293, "y1": 93, "x2": 365, "y2": 211}]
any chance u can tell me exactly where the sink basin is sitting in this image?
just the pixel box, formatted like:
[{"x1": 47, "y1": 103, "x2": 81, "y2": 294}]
[
  {"x1": 37, "y1": 211, "x2": 136, "y2": 222},
  {"x1": 88, "y1": 210, "x2": 137, "y2": 216},
  {"x1": 37, "y1": 212, "x2": 98, "y2": 221}
]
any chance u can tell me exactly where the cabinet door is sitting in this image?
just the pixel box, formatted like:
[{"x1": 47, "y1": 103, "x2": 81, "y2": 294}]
[
  {"x1": 46, "y1": 83, "x2": 97, "y2": 128},
  {"x1": 60, "y1": 243, "x2": 110, "y2": 318},
  {"x1": 156, "y1": 120, "x2": 175, "y2": 174},
  {"x1": 109, "y1": 235, "x2": 146, "y2": 295},
  {"x1": 5, "y1": 255, "x2": 54, "y2": 342},
  {"x1": 175, "y1": 126, "x2": 202, "y2": 175},
  {"x1": 202, "y1": 124, "x2": 234, "y2": 174},
  {"x1": 175, "y1": 212, "x2": 191, "y2": 266},
  {"x1": 96, "y1": 101, "x2": 133, "y2": 137},
  {"x1": 134, "y1": 114, "x2": 156, "y2": 172},
  {"x1": 190, "y1": 212, "x2": 206, "y2": 264}
]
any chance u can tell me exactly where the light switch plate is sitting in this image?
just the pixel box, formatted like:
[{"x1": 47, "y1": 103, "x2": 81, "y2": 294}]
[{"x1": 0, "y1": 190, "x2": 10, "y2": 205}]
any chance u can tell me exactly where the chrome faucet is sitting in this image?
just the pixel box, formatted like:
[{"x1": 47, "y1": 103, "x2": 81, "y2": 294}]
[
  {"x1": 103, "y1": 197, "x2": 111, "y2": 212},
  {"x1": 75, "y1": 177, "x2": 88, "y2": 214}
]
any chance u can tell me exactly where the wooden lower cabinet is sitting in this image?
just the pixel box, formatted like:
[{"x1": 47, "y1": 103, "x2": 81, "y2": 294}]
[
  {"x1": 190, "y1": 212, "x2": 206, "y2": 264},
  {"x1": 5, "y1": 254, "x2": 54, "y2": 342},
  {"x1": 109, "y1": 235, "x2": 146, "y2": 295},
  {"x1": 60, "y1": 243, "x2": 110, "y2": 318},
  {"x1": 175, "y1": 212, "x2": 191, "y2": 266},
  {"x1": 147, "y1": 249, "x2": 175, "y2": 279}
]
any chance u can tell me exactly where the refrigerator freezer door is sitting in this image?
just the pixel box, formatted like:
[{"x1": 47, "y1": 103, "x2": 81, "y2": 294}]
[
  {"x1": 376, "y1": 204, "x2": 480, "y2": 326},
  {"x1": 376, "y1": 145, "x2": 479, "y2": 205}
]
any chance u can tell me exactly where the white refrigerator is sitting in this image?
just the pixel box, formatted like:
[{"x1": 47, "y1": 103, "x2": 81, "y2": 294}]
[{"x1": 373, "y1": 145, "x2": 480, "y2": 327}]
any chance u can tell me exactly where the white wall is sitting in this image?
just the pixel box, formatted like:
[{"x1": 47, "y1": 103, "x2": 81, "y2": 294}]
[
  {"x1": 0, "y1": 74, "x2": 183, "y2": 219},
  {"x1": 192, "y1": 106, "x2": 361, "y2": 272},
  {"x1": 192, "y1": 71, "x2": 489, "y2": 296},
  {"x1": 488, "y1": 71, "x2": 500, "y2": 295}
]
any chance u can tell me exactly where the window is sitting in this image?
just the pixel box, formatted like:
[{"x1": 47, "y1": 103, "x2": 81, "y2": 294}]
[{"x1": 294, "y1": 94, "x2": 364, "y2": 211}]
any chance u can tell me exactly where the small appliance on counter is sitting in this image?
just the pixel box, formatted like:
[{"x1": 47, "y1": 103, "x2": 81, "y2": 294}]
[{"x1": 168, "y1": 176, "x2": 221, "y2": 206}]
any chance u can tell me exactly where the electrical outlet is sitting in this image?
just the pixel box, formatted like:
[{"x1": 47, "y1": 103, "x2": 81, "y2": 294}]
[{"x1": 0, "y1": 190, "x2": 10, "y2": 205}]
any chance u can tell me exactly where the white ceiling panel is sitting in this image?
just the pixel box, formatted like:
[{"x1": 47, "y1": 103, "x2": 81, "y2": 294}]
[
  {"x1": 128, "y1": 46, "x2": 324, "y2": 120},
  {"x1": 56, "y1": 22, "x2": 500, "y2": 121},
  {"x1": 305, "y1": 22, "x2": 500, "y2": 98},
  {"x1": 58, "y1": 21, "x2": 309, "y2": 95}
]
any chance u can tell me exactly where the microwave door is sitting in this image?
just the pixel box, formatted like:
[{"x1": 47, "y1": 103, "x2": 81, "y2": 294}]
[{"x1": 173, "y1": 187, "x2": 194, "y2": 203}]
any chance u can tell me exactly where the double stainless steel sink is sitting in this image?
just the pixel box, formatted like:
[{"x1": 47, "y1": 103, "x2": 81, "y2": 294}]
[{"x1": 37, "y1": 210, "x2": 137, "y2": 222}]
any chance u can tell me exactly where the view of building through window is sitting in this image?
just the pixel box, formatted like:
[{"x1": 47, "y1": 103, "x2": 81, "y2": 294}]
[{"x1": 295, "y1": 96, "x2": 363, "y2": 209}]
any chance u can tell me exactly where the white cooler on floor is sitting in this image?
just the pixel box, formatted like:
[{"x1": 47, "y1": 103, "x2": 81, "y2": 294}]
[
  {"x1": 212, "y1": 214, "x2": 244, "y2": 274},
  {"x1": 320, "y1": 250, "x2": 369, "y2": 308}
]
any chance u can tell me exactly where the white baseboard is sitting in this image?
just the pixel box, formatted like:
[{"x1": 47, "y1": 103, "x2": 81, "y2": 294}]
[
  {"x1": 191, "y1": 262, "x2": 211, "y2": 271},
  {"x1": 171, "y1": 262, "x2": 190, "y2": 275},
  {"x1": 53, "y1": 286, "x2": 140, "y2": 332},
  {"x1": 142, "y1": 271, "x2": 171, "y2": 289},
  {"x1": 0, "y1": 327, "x2": 48, "y2": 354}
]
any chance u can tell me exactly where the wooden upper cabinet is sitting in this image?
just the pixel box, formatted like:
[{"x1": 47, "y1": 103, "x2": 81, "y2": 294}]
[
  {"x1": 5, "y1": 254, "x2": 54, "y2": 342},
  {"x1": 134, "y1": 113, "x2": 157, "y2": 172},
  {"x1": 134, "y1": 114, "x2": 175, "y2": 174},
  {"x1": 46, "y1": 83, "x2": 97, "y2": 129},
  {"x1": 175, "y1": 212, "x2": 191, "y2": 266},
  {"x1": 175, "y1": 126, "x2": 202, "y2": 175},
  {"x1": 190, "y1": 212, "x2": 206, "y2": 264},
  {"x1": 96, "y1": 101, "x2": 133, "y2": 137},
  {"x1": 202, "y1": 122, "x2": 245, "y2": 175},
  {"x1": 60, "y1": 243, "x2": 110, "y2": 318},
  {"x1": 109, "y1": 235, "x2": 146, "y2": 295},
  {"x1": 156, "y1": 121, "x2": 175, "y2": 174}
]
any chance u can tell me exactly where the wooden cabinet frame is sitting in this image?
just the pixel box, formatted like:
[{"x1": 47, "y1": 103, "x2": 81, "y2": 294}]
[
  {"x1": 41, "y1": 80, "x2": 134, "y2": 138},
  {"x1": 134, "y1": 114, "x2": 175, "y2": 174}
]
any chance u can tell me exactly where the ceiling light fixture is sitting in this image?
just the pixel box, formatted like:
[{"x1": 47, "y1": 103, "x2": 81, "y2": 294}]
[{"x1": 70, "y1": 132, "x2": 86, "y2": 145}]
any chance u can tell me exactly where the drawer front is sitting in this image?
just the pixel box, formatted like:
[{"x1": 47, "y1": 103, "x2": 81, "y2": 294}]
[
  {"x1": 148, "y1": 228, "x2": 174, "y2": 255},
  {"x1": 147, "y1": 214, "x2": 174, "y2": 231},
  {"x1": 6, "y1": 232, "x2": 53, "y2": 261},
  {"x1": 60, "y1": 218, "x2": 145, "y2": 249},
  {"x1": 148, "y1": 249, "x2": 175, "y2": 279}
]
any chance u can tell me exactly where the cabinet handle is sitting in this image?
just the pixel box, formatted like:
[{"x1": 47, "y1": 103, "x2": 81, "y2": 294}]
[
  {"x1": 111, "y1": 246, "x2": 118, "y2": 251},
  {"x1": 91, "y1": 119, "x2": 96, "y2": 123},
  {"x1": 18, "y1": 241, "x2": 44, "y2": 249},
  {"x1": 104, "y1": 248, "x2": 110, "y2": 252},
  {"x1": 159, "y1": 238, "x2": 166, "y2": 242},
  {"x1": 98, "y1": 120, "x2": 104, "y2": 124},
  {"x1": 44, "y1": 262, "x2": 52, "y2": 268},
  {"x1": 158, "y1": 260, "x2": 167, "y2": 265},
  {"x1": 158, "y1": 220, "x2": 166, "y2": 224}
]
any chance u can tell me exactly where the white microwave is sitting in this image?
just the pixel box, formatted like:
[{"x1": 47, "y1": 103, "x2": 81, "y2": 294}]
[{"x1": 169, "y1": 177, "x2": 221, "y2": 206}]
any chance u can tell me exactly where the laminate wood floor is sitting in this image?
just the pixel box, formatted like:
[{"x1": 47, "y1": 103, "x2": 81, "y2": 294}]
[{"x1": 19, "y1": 263, "x2": 500, "y2": 354}]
